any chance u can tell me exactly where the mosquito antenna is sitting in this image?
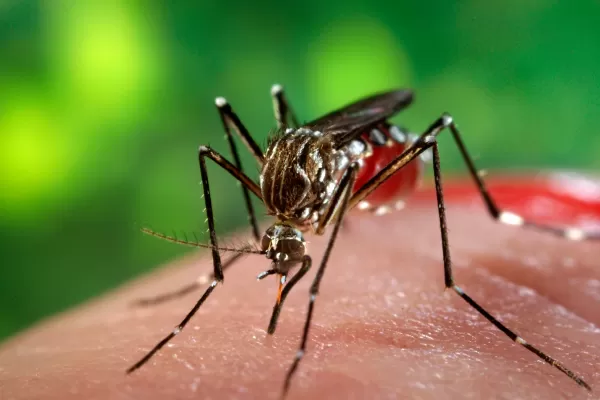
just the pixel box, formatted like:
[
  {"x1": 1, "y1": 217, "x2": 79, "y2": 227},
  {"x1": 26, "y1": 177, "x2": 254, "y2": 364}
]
[{"x1": 140, "y1": 227, "x2": 265, "y2": 255}]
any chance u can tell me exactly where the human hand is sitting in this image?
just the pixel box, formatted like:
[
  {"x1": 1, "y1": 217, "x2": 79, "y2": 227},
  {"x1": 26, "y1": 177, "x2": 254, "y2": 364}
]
[{"x1": 1, "y1": 175, "x2": 599, "y2": 400}]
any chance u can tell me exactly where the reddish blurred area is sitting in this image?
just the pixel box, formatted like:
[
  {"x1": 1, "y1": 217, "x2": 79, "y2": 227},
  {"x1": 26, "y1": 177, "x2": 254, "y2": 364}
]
[{"x1": 410, "y1": 172, "x2": 600, "y2": 230}]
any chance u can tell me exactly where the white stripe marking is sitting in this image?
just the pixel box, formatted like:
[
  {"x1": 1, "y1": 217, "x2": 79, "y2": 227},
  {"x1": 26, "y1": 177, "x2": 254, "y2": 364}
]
[
  {"x1": 453, "y1": 285, "x2": 464, "y2": 295},
  {"x1": 499, "y1": 211, "x2": 524, "y2": 226},
  {"x1": 215, "y1": 97, "x2": 227, "y2": 107},
  {"x1": 565, "y1": 228, "x2": 585, "y2": 241},
  {"x1": 271, "y1": 84, "x2": 283, "y2": 95},
  {"x1": 515, "y1": 337, "x2": 527, "y2": 345}
]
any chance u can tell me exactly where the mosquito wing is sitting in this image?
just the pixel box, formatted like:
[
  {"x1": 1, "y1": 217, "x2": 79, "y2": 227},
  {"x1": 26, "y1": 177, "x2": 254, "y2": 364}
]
[{"x1": 304, "y1": 89, "x2": 414, "y2": 148}]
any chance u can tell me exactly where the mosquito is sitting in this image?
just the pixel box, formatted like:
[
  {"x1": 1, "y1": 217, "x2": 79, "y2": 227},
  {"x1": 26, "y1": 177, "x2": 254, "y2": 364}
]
[{"x1": 127, "y1": 84, "x2": 595, "y2": 397}]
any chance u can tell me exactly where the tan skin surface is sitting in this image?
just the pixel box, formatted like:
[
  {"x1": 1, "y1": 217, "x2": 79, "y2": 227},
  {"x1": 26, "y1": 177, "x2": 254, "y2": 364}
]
[{"x1": 0, "y1": 204, "x2": 599, "y2": 400}]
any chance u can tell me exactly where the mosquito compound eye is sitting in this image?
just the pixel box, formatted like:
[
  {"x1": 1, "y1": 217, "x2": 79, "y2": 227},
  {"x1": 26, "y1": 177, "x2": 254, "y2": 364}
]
[{"x1": 279, "y1": 238, "x2": 305, "y2": 261}]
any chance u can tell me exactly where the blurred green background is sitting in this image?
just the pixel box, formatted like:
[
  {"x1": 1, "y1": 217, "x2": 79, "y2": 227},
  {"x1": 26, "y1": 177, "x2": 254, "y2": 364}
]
[{"x1": 1, "y1": 1, "x2": 599, "y2": 340}]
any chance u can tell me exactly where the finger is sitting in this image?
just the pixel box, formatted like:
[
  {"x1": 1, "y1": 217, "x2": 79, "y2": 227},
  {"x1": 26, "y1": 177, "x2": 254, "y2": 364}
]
[{"x1": 0, "y1": 179, "x2": 599, "y2": 400}]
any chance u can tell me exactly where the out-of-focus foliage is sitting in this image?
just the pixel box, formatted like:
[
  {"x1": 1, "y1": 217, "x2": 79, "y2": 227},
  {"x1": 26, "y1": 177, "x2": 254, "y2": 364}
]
[{"x1": 1, "y1": 1, "x2": 599, "y2": 339}]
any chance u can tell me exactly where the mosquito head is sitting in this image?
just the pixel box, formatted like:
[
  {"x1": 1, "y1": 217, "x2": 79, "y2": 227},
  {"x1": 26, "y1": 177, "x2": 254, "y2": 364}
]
[{"x1": 260, "y1": 223, "x2": 306, "y2": 264}]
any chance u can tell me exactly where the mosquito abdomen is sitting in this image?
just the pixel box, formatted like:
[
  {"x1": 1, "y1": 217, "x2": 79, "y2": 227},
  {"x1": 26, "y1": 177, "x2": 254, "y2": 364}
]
[{"x1": 353, "y1": 123, "x2": 423, "y2": 213}]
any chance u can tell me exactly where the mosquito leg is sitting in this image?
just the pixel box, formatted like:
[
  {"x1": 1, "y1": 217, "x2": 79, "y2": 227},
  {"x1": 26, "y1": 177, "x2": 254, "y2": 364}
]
[
  {"x1": 435, "y1": 113, "x2": 599, "y2": 241},
  {"x1": 132, "y1": 141, "x2": 262, "y2": 307},
  {"x1": 428, "y1": 140, "x2": 591, "y2": 391},
  {"x1": 133, "y1": 99, "x2": 264, "y2": 307},
  {"x1": 267, "y1": 256, "x2": 312, "y2": 335},
  {"x1": 132, "y1": 281, "x2": 204, "y2": 307},
  {"x1": 348, "y1": 114, "x2": 453, "y2": 210},
  {"x1": 216, "y1": 98, "x2": 264, "y2": 240},
  {"x1": 271, "y1": 84, "x2": 300, "y2": 129},
  {"x1": 215, "y1": 97, "x2": 265, "y2": 165},
  {"x1": 349, "y1": 137, "x2": 428, "y2": 209},
  {"x1": 281, "y1": 162, "x2": 359, "y2": 398},
  {"x1": 352, "y1": 113, "x2": 598, "y2": 239},
  {"x1": 348, "y1": 119, "x2": 591, "y2": 390},
  {"x1": 131, "y1": 252, "x2": 245, "y2": 307},
  {"x1": 196, "y1": 146, "x2": 262, "y2": 281},
  {"x1": 126, "y1": 147, "x2": 262, "y2": 373},
  {"x1": 126, "y1": 279, "x2": 219, "y2": 374}
]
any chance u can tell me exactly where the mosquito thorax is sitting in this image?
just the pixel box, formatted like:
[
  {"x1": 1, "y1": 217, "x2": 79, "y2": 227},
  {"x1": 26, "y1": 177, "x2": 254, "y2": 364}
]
[
  {"x1": 260, "y1": 223, "x2": 306, "y2": 266},
  {"x1": 260, "y1": 128, "x2": 337, "y2": 225}
]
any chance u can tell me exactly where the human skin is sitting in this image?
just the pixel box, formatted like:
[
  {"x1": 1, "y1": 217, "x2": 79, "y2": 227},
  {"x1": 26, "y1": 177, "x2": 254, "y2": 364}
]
[{"x1": 0, "y1": 180, "x2": 599, "y2": 400}]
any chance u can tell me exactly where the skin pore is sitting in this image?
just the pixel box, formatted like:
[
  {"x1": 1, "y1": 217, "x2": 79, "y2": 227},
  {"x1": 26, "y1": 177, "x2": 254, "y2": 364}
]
[{"x1": 0, "y1": 190, "x2": 599, "y2": 399}]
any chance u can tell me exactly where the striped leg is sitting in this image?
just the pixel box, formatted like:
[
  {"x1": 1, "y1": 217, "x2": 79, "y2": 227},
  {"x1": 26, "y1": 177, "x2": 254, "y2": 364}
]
[
  {"x1": 436, "y1": 113, "x2": 599, "y2": 241},
  {"x1": 271, "y1": 84, "x2": 300, "y2": 129},
  {"x1": 349, "y1": 115, "x2": 591, "y2": 392},
  {"x1": 429, "y1": 137, "x2": 591, "y2": 391},
  {"x1": 133, "y1": 97, "x2": 266, "y2": 306},
  {"x1": 281, "y1": 163, "x2": 359, "y2": 399},
  {"x1": 126, "y1": 146, "x2": 262, "y2": 373}
]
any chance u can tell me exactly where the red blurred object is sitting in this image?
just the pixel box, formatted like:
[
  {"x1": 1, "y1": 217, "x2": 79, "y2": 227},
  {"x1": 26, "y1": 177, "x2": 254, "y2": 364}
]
[
  {"x1": 412, "y1": 171, "x2": 600, "y2": 230},
  {"x1": 353, "y1": 127, "x2": 421, "y2": 207}
]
